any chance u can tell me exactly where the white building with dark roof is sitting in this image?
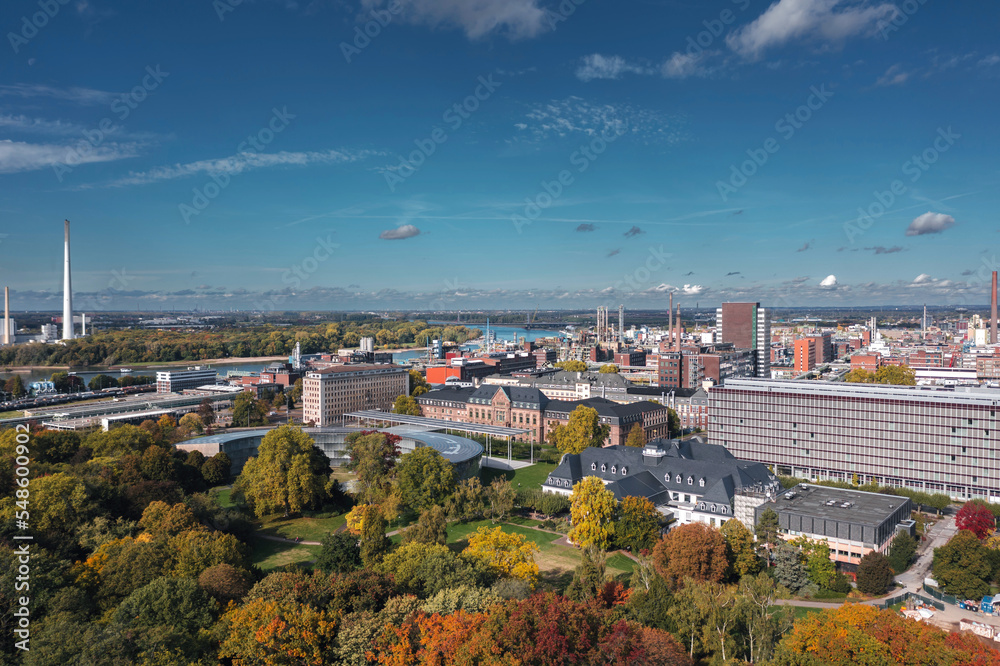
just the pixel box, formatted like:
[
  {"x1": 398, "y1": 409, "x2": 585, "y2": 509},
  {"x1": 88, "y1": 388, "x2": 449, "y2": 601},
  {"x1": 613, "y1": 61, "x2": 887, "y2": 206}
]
[{"x1": 542, "y1": 436, "x2": 781, "y2": 529}]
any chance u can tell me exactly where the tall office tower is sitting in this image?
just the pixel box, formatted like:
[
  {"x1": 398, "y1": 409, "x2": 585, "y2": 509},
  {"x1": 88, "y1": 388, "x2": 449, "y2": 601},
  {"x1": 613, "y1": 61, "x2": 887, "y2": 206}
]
[
  {"x1": 618, "y1": 304, "x2": 624, "y2": 343},
  {"x1": 715, "y1": 302, "x2": 771, "y2": 378},
  {"x1": 992, "y1": 271, "x2": 998, "y2": 345}
]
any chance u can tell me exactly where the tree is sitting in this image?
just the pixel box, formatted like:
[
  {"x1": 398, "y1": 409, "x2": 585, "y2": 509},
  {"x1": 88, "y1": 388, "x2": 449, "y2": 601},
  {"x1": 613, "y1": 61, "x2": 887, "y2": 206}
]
[
  {"x1": 218, "y1": 597, "x2": 339, "y2": 665},
  {"x1": 843, "y1": 368, "x2": 874, "y2": 383},
  {"x1": 956, "y1": 502, "x2": 996, "y2": 539},
  {"x1": 289, "y1": 377, "x2": 304, "y2": 406},
  {"x1": 198, "y1": 563, "x2": 254, "y2": 604},
  {"x1": 887, "y1": 531, "x2": 917, "y2": 574},
  {"x1": 616, "y1": 496, "x2": 661, "y2": 552},
  {"x1": 233, "y1": 425, "x2": 328, "y2": 517},
  {"x1": 854, "y1": 551, "x2": 894, "y2": 596},
  {"x1": 874, "y1": 364, "x2": 916, "y2": 386},
  {"x1": 667, "y1": 408, "x2": 681, "y2": 437},
  {"x1": 51, "y1": 371, "x2": 83, "y2": 393},
  {"x1": 933, "y1": 529, "x2": 994, "y2": 599},
  {"x1": 197, "y1": 397, "x2": 216, "y2": 427},
  {"x1": 316, "y1": 532, "x2": 362, "y2": 574},
  {"x1": 791, "y1": 536, "x2": 835, "y2": 589},
  {"x1": 737, "y1": 572, "x2": 787, "y2": 664},
  {"x1": 755, "y1": 507, "x2": 781, "y2": 566},
  {"x1": 598, "y1": 363, "x2": 619, "y2": 373},
  {"x1": 773, "y1": 543, "x2": 809, "y2": 593},
  {"x1": 360, "y1": 504, "x2": 390, "y2": 566},
  {"x1": 485, "y1": 478, "x2": 515, "y2": 524},
  {"x1": 392, "y1": 394, "x2": 422, "y2": 416},
  {"x1": 446, "y1": 477, "x2": 486, "y2": 522},
  {"x1": 403, "y1": 505, "x2": 448, "y2": 546},
  {"x1": 409, "y1": 369, "x2": 430, "y2": 396},
  {"x1": 565, "y1": 546, "x2": 608, "y2": 601},
  {"x1": 395, "y1": 446, "x2": 456, "y2": 512},
  {"x1": 178, "y1": 412, "x2": 204, "y2": 435},
  {"x1": 201, "y1": 452, "x2": 231, "y2": 486},
  {"x1": 462, "y1": 525, "x2": 540, "y2": 588},
  {"x1": 555, "y1": 360, "x2": 588, "y2": 372},
  {"x1": 625, "y1": 422, "x2": 647, "y2": 448},
  {"x1": 547, "y1": 405, "x2": 611, "y2": 455},
  {"x1": 721, "y1": 518, "x2": 761, "y2": 578},
  {"x1": 4, "y1": 375, "x2": 25, "y2": 398},
  {"x1": 232, "y1": 391, "x2": 268, "y2": 427},
  {"x1": 111, "y1": 576, "x2": 217, "y2": 660},
  {"x1": 88, "y1": 374, "x2": 118, "y2": 391},
  {"x1": 653, "y1": 523, "x2": 728, "y2": 588},
  {"x1": 568, "y1": 476, "x2": 618, "y2": 550},
  {"x1": 345, "y1": 431, "x2": 400, "y2": 506}
]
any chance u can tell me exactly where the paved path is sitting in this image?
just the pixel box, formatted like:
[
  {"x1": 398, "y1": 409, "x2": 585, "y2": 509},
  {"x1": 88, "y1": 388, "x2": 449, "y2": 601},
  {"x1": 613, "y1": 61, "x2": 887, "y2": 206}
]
[
  {"x1": 482, "y1": 456, "x2": 535, "y2": 471},
  {"x1": 256, "y1": 533, "x2": 322, "y2": 546}
]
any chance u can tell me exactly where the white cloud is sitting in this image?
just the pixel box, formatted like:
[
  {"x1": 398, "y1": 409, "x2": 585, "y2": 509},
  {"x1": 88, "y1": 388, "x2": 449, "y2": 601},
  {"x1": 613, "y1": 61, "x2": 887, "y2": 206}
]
[
  {"x1": 682, "y1": 284, "x2": 706, "y2": 295},
  {"x1": 819, "y1": 274, "x2": 838, "y2": 287},
  {"x1": 0, "y1": 139, "x2": 138, "y2": 174},
  {"x1": 0, "y1": 83, "x2": 118, "y2": 105},
  {"x1": 979, "y1": 54, "x2": 1000, "y2": 67},
  {"x1": 107, "y1": 149, "x2": 377, "y2": 186},
  {"x1": 726, "y1": 0, "x2": 898, "y2": 61},
  {"x1": 906, "y1": 211, "x2": 955, "y2": 236},
  {"x1": 875, "y1": 63, "x2": 909, "y2": 86},
  {"x1": 576, "y1": 54, "x2": 649, "y2": 82},
  {"x1": 512, "y1": 96, "x2": 687, "y2": 146},
  {"x1": 0, "y1": 114, "x2": 86, "y2": 135},
  {"x1": 661, "y1": 52, "x2": 717, "y2": 79},
  {"x1": 911, "y1": 273, "x2": 933, "y2": 284},
  {"x1": 360, "y1": 0, "x2": 549, "y2": 40},
  {"x1": 379, "y1": 224, "x2": 421, "y2": 240}
]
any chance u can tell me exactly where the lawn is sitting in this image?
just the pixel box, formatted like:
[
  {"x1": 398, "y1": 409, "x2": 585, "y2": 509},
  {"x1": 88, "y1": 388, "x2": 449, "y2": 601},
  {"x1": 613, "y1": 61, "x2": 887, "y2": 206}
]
[
  {"x1": 255, "y1": 512, "x2": 347, "y2": 542},
  {"x1": 771, "y1": 605, "x2": 824, "y2": 621},
  {"x1": 250, "y1": 537, "x2": 321, "y2": 571},
  {"x1": 0, "y1": 411, "x2": 24, "y2": 419},
  {"x1": 212, "y1": 487, "x2": 234, "y2": 508},
  {"x1": 481, "y1": 462, "x2": 557, "y2": 489}
]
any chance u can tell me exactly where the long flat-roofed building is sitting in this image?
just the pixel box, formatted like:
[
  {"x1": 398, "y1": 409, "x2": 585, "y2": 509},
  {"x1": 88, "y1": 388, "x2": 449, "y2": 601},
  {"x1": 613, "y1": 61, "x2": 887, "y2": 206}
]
[
  {"x1": 302, "y1": 364, "x2": 409, "y2": 426},
  {"x1": 710, "y1": 378, "x2": 1000, "y2": 501},
  {"x1": 156, "y1": 367, "x2": 219, "y2": 393}
]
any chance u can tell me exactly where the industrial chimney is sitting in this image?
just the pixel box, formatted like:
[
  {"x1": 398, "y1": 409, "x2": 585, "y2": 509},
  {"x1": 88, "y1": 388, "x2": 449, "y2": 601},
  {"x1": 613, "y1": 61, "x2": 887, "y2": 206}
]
[
  {"x1": 3, "y1": 287, "x2": 9, "y2": 345},
  {"x1": 992, "y1": 271, "x2": 998, "y2": 345},
  {"x1": 63, "y1": 220, "x2": 73, "y2": 340}
]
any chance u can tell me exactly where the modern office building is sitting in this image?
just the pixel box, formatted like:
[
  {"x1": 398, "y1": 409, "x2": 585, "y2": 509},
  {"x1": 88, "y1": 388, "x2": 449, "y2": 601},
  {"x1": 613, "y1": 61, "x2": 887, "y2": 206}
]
[
  {"x1": 156, "y1": 367, "x2": 219, "y2": 393},
  {"x1": 716, "y1": 302, "x2": 771, "y2": 378},
  {"x1": 753, "y1": 484, "x2": 914, "y2": 569},
  {"x1": 709, "y1": 378, "x2": 1000, "y2": 501},
  {"x1": 302, "y1": 364, "x2": 408, "y2": 426},
  {"x1": 794, "y1": 338, "x2": 816, "y2": 373}
]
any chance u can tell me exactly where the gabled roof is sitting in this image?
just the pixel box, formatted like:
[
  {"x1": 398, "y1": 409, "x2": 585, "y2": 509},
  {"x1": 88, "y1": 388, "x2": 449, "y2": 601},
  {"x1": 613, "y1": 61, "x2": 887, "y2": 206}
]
[{"x1": 544, "y1": 397, "x2": 665, "y2": 419}]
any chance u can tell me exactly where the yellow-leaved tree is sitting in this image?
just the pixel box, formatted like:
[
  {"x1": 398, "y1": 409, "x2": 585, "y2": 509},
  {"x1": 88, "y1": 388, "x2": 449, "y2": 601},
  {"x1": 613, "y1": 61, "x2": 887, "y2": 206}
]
[
  {"x1": 462, "y1": 526, "x2": 540, "y2": 589},
  {"x1": 568, "y1": 476, "x2": 618, "y2": 550}
]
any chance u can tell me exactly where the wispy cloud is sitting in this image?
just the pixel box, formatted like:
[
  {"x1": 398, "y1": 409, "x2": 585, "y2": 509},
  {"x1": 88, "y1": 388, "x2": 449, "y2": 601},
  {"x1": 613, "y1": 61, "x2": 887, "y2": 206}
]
[
  {"x1": 105, "y1": 149, "x2": 378, "y2": 187},
  {"x1": 623, "y1": 225, "x2": 644, "y2": 238},
  {"x1": 661, "y1": 51, "x2": 720, "y2": 79},
  {"x1": 576, "y1": 223, "x2": 596, "y2": 232},
  {"x1": 865, "y1": 245, "x2": 905, "y2": 254},
  {"x1": 875, "y1": 63, "x2": 909, "y2": 86},
  {"x1": 360, "y1": 0, "x2": 550, "y2": 40},
  {"x1": 575, "y1": 54, "x2": 651, "y2": 81},
  {"x1": 606, "y1": 248, "x2": 620, "y2": 257},
  {"x1": 726, "y1": 0, "x2": 898, "y2": 61},
  {"x1": 0, "y1": 139, "x2": 138, "y2": 174},
  {"x1": 379, "y1": 224, "x2": 421, "y2": 240},
  {"x1": 511, "y1": 96, "x2": 687, "y2": 146},
  {"x1": 796, "y1": 241, "x2": 811, "y2": 252},
  {"x1": 0, "y1": 83, "x2": 118, "y2": 105}
]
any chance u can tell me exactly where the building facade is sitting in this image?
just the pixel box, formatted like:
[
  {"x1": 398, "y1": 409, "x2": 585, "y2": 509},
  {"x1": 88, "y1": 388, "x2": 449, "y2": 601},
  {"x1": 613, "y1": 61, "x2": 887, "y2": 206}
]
[
  {"x1": 716, "y1": 302, "x2": 771, "y2": 378},
  {"x1": 710, "y1": 378, "x2": 1000, "y2": 501},
  {"x1": 794, "y1": 338, "x2": 816, "y2": 373},
  {"x1": 156, "y1": 367, "x2": 219, "y2": 393},
  {"x1": 302, "y1": 364, "x2": 409, "y2": 426}
]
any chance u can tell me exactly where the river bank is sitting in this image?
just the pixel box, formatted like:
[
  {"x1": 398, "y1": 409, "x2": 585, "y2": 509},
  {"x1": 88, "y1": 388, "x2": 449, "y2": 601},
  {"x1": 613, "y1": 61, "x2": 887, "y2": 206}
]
[{"x1": 0, "y1": 355, "x2": 289, "y2": 374}]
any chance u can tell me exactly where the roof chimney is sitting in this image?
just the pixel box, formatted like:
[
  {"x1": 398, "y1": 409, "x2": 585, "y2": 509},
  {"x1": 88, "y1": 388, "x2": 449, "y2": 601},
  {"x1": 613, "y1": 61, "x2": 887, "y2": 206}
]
[
  {"x1": 3, "y1": 287, "x2": 10, "y2": 345},
  {"x1": 62, "y1": 219, "x2": 74, "y2": 341}
]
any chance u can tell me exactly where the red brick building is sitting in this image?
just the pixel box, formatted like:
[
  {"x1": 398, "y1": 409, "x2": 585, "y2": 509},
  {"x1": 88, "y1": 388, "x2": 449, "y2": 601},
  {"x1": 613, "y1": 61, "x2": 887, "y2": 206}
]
[{"x1": 794, "y1": 338, "x2": 816, "y2": 373}]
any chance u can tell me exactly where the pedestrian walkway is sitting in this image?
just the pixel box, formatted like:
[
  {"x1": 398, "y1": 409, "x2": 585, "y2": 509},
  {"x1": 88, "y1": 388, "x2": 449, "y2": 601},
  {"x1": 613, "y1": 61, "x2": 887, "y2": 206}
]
[{"x1": 482, "y1": 456, "x2": 535, "y2": 471}]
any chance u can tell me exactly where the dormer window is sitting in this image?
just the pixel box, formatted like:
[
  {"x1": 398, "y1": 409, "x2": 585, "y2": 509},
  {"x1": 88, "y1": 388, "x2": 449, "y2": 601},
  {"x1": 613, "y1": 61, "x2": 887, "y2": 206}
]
[
  {"x1": 687, "y1": 476, "x2": 693, "y2": 485},
  {"x1": 621, "y1": 467, "x2": 627, "y2": 475},
  {"x1": 611, "y1": 465, "x2": 617, "y2": 474},
  {"x1": 699, "y1": 478, "x2": 705, "y2": 487},
  {"x1": 699, "y1": 502, "x2": 705, "y2": 510},
  {"x1": 601, "y1": 464, "x2": 607, "y2": 472},
  {"x1": 711, "y1": 505, "x2": 716, "y2": 512},
  {"x1": 591, "y1": 462, "x2": 597, "y2": 471},
  {"x1": 722, "y1": 506, "x2": 728, "y2": 514},
  {"x1": 675, "y1": 474, "x2": 682, "y2": 483}
]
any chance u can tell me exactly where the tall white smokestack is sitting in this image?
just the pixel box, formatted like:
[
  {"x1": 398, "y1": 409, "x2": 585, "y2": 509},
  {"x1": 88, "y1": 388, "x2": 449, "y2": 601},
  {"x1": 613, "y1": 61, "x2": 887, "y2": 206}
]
[
  {"x1": 62, "y1": 220, "x2": 73, "y2": 340},
  {"x1": 81, "y1": 313, "x2": 87, "y2": 336},
  {"x1": 3, "y1": 287, "x2": 9, "y2": 345}
]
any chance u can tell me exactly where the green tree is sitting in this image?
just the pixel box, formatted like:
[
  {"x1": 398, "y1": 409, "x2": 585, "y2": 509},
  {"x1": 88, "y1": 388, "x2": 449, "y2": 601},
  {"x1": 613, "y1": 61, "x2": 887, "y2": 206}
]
[
  {"x1": 88, "y1": 374, "x2": 118, "y2": 391},
  {"x1": 615, "y1": 496, "x2": 661, "y2": 552},
  {"x1": 51, "y1": 371, "x2": 83, "y2": 393},
  {"x1": 111, "y1": 576, "x2": 217, "y2": 661},
  {"x1": 721, "y1": 518, "x2": 761, "y2": 578},
  {"x1": 409, "y1": 369, "x2": 430, "y2": 396},
  {"x1": 625, "y1": 422, "x2": 647, "y2": 448},
  {"x1": 403, "y1": 505, "x2": 448, "y2": 546},
  {"x1": 555, "y1": 360, "x2": 588, "y2": 372},
  {"x1": 546, "y1": 405, "x2": 611, "y2": 455},
  {"x1": 233, "y1": 425, "x2": 328, "y2": 517},
  {"x1": 289, "y1": 377, "x2": 304, "y2": 406},
  {"x1": 802, "y1": 540, "x2": 836, "y2": 589},
  {"x1": 232, "y1": 391, "x2": 268, "y2": 427},
  {"x1": 4, "y1": 375, "x2": 26, "y2": 398},
  {"x1": 395, "y1": 446, "x2": 456, "y2": 512},
  {"x1": 737, "y1": 572, "x2": 787, "y2": 664},
  {"x1": 486, "y1": 478, "x2": 516, "y2": 524},
  {"x1": 598, "y1": 363, "x2": 619, "y2": 373},
  {"x1": 888, "y1": 531, "x2": 917, "y2": 574},
  {"x1": 345, "y1": 431, "x2": 400, "y2": 506},
  {"x1": 201, "y1": 452, "x2": 231, "y2": 486},
  {"x1": 391, "y1": 394, "x2": 422, "y2": 416},
  {"x1": 933, "y1": 529, "x2": 993, "y2": 599},
  {"x1": 446, "y1": 477, "x2": 486, "y2": 521},
  {"x1": 755, "y1": 508, "x2": 781, "y2": 566},
  {"x1": 874, "y1": 364, "x2": 916, "y2": 386},
  {"x1": 773, "y1": 543, "x2": 809, "y2": 592},
  {"x1": 197, "y1": 397, "x2": 216, "y2": 427},
  {"x1": 360, "y1": 504, "x2": 390, "y2": 566},
  {"x1": 316, "y1": 532, "x2": 362, "y2": 574},
  {"x1": 855, "y1": 551, "x2": 894, "y2": 596},
  {"x1": 568, "y1": 476, "x2": 618, "y2": 550},
  {"x1": 843, "y1": 368, "x2": 875, "y2": 383},
  {"x1": 566, "y1": 546, "x2": 608, "y2": 601}
]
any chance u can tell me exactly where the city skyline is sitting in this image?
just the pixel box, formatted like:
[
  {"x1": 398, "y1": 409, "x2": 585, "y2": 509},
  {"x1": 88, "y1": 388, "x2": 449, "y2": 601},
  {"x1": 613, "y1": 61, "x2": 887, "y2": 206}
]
[{"x1": 2, "y1": 0, "x2": 998, "y2": 310}]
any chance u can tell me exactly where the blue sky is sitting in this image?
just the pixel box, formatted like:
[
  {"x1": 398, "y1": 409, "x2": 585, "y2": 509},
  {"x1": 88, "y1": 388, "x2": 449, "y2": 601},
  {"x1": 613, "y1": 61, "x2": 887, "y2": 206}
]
[{"x1": 1, "y1": 0, "x2": 998, "y2": 311}]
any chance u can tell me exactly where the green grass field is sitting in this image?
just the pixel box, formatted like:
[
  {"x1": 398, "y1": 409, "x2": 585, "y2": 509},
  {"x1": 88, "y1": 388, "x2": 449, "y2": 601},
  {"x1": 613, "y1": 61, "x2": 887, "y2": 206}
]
[
  {"x1": 255, "y1": 512, "x2": 346, "y2": 542},
  {"x1": 481, "y1": 462, "x2": 557, "y2": 489},
  {"x1": 212, "y1": 487, "x2": 235, "y2": 508},
  {"x1": 772, "y1": 605, "x2": 824, "y2": 620},
  {"x1": 0, "y1": 411, "x2": 24, "y2": 419},
  {"x1": 250, "y1": 537, "x2": 321, "y2": 571}
]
